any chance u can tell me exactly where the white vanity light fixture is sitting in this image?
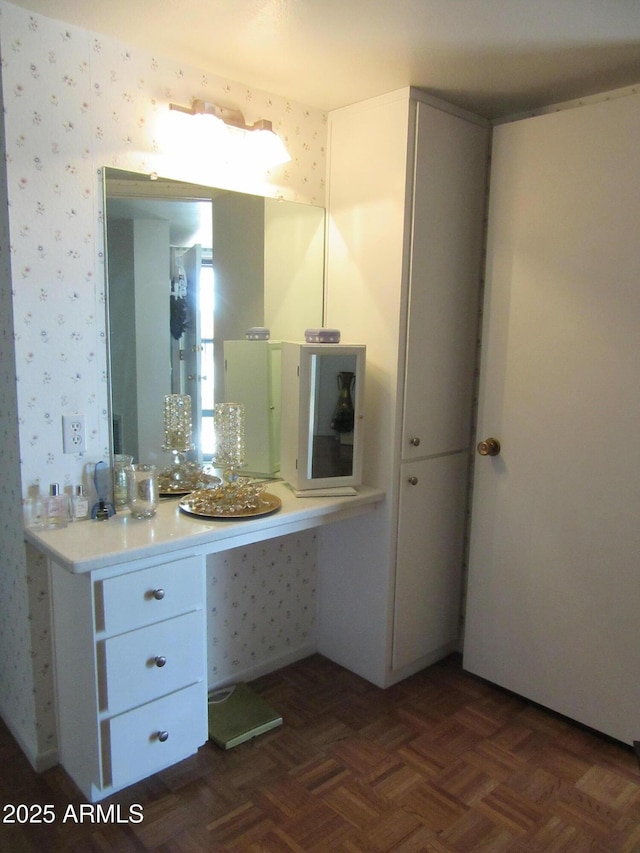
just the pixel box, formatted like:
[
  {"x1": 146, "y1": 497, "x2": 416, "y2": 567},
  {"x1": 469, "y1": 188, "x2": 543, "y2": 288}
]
[{"x1": 169, "y1": 99, "x2": 291, "y2": 168}]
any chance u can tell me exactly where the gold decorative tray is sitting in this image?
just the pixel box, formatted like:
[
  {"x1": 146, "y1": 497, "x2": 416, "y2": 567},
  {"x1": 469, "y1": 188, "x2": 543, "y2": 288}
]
[{"x1": 179, "y1": 490, "x2": 281, "y2": 520}]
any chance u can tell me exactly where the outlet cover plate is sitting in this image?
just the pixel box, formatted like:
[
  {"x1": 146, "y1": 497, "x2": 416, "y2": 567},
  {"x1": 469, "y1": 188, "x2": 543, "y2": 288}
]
[{"x1": 62, "y1": 414, "x2": 86, "y2": 454}]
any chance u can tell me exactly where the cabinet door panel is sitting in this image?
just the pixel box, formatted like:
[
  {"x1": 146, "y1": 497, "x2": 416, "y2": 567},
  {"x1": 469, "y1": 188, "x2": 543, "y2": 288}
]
[
  {"x1": 224, "y1": 340, "x2": 281, "y2": 476},
  {"x1": 392, "y1": 453, "x2": 468, "y2": 670},
  {"x1": 107, "y1": 682, "x2": 207, "y2": 790},
  {"x1": 403, "y1": 104, "x2": 488, "y2": 459},
  {"x1": 98, "y1": 555, "x2": 203, "y2": 635},
  {"x1": 101, "y1": 610, "x2": 204, "y2": 715}
]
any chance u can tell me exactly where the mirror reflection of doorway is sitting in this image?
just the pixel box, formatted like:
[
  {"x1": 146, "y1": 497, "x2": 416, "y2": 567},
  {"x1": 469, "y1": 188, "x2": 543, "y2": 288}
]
[{"x1": 172, "y1": 246, "x2": 216, "y2": 463}]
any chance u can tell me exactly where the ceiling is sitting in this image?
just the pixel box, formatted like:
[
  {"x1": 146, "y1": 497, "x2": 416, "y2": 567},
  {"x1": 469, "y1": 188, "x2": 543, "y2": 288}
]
[{"x1": 8, "y1": 0, "x2": 640, "y2": 120}]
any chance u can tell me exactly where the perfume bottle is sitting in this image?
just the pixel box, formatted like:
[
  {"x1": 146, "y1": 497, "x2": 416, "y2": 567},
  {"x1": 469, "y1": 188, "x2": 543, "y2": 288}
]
[
  {"x1": 23, "y1": 495, "x2": 44, "y2": 529},
  {"x1": 70, "y1": 485, "x2": 89, "y2": 521},
  {"x1": 43, "y1": 483, "x2": 70, "y2": 529}
]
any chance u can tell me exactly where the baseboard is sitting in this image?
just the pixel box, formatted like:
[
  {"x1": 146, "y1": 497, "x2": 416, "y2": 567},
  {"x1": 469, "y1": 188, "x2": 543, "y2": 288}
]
[
  {"x1": 208, "y1": 644, "x2": 317, "y2": 691},
  {"x1": 0, "y1": 703, "x2": 59, "y2": 772},
  {"x1": 32, "y1": 745, "x2": 59, "y2": 772}
]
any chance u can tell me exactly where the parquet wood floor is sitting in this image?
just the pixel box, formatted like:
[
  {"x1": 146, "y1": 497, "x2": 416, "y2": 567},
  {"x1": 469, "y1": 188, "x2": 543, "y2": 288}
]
[{"x1": 2, "y1": 653, "x2": 640, "y2": 851}]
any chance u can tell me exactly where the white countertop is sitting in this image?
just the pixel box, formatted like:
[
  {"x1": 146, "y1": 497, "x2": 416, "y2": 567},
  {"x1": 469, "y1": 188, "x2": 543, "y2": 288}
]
[{"x1": 25, "y1": 481, "x2": 384, "y2": 573}]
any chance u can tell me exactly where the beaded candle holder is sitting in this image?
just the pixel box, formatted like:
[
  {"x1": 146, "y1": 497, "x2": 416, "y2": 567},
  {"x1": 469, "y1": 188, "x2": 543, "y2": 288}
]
[
  {"x1": 163, "y1": 394, "x2": 193, "y2": 453},
  {"x1": 213, "y1": 402, "x2": 246, "y2": 484},
  {"x1": 159, "y1": 394, "x2": 196, "y2": 491},
  {"x1": 189, "y1": 400, "x2": 268, "y2": 514}
]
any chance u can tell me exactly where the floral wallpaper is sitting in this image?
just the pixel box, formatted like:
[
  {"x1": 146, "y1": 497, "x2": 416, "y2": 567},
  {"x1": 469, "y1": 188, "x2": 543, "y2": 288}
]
[
  {"x1": 0, "y1": 0, "x2": 326, "y2": 768},
  {"x1": 0, "y1": 32, "x2": 44, "y2": 765},
  {"x1": 208, "y1": 534, "x2": 317, "y2": 683}
]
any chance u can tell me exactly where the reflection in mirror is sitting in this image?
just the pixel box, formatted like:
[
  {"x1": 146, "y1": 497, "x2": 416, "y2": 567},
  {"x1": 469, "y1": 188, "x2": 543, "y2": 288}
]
[
  {"x1": 103, "y1": 168, "x2": 325, "y2": 475},
  {"x1": 310, "y1": 354, "x2": 358, "y2": 480}
]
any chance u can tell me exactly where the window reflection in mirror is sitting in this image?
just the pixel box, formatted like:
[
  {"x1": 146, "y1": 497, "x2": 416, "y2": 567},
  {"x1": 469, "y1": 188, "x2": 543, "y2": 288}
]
[{"x1": 103, "y1": 168, "x2": 325, "y2": 474}]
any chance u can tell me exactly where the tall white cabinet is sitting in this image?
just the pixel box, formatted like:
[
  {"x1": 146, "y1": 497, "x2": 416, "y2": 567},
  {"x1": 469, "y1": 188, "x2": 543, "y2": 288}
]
[{"x1": 318, "y1": 88, "x2": 489, "y2": 686}]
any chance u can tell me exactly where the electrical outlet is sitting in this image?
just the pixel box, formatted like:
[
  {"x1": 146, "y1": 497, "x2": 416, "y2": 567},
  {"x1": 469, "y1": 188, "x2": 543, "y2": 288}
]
[{"x1": 62, "y1": 414, "x2": 87, "y2": 454}]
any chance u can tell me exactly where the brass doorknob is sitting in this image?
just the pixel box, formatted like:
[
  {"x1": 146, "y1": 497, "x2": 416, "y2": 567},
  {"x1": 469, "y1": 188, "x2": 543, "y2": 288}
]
[{"x1": 477, "y1": 437, "x2": 501, "y2": 457}]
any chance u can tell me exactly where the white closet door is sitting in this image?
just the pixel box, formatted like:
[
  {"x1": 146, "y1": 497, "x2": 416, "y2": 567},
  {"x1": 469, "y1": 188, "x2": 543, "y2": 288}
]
[{"x1": 464, "y1": 92, "x2": 640, "y2": 744}]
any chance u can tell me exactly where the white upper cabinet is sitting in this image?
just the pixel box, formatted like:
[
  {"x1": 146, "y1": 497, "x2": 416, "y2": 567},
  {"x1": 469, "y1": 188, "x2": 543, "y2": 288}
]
[{"x1": 403, "y1": 103, "x2": 488, "y2": 460}]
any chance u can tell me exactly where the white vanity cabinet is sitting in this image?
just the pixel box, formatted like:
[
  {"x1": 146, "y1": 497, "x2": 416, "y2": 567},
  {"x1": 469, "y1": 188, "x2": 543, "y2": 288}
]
[
  {"x1": 49, "y1": 551, "x2": 208, "y2": 802},
  {"x1": 321, "y1": 87, "x2": 489, "y2": 684},
  {"x1": 27, "y1": 483, "x2": 383, "y2": 799}
]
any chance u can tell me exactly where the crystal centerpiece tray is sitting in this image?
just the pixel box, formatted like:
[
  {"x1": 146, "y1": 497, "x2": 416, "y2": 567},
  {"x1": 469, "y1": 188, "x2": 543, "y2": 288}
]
[{"x1": 178, "y1": 482, "x2": 281, "y2": 520}]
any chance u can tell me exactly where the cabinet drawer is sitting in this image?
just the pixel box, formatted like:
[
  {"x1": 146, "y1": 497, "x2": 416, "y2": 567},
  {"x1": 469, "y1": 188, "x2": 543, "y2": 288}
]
[
  {"x1": 97, "y1": 555, "x2": 203, "y2": 635},
  {"x1": 100, "y1": 610, "x2": 205, "y2": 716},
  {"x1": 106, "y1": 682, "x2": 207, "y2": 790}
]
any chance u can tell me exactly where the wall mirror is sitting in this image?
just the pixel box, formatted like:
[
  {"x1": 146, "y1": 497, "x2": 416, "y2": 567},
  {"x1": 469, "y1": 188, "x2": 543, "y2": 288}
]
[{"x1": 103, "y1": 167, "x2": 325, "y2": 476}]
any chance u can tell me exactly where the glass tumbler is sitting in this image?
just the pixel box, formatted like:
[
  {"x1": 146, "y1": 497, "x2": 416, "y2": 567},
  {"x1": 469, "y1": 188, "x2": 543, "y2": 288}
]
[
  {"x1": 126, "y1": 464, "x2": 159, "y2": 518},
  {"x1": 113, "y1": 454, "x2": 134, "y2": 508}
]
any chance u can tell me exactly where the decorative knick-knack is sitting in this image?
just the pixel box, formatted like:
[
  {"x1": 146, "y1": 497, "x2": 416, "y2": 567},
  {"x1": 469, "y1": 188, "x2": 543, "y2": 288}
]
[
  {"x1": 331, "y1": 371, "x2": 355, "y2": 436},
  {"x1": 213, "y1": 402, "x2": 246, "y2": 484}
]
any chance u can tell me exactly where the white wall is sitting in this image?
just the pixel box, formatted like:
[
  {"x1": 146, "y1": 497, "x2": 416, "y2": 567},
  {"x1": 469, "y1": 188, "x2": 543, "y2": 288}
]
[
  {"x1": 319, "y1": 91, "x2": 413, "y2": 686},
  {"x1": 264, "y1": 199, "x2": 325, "y2": 339}
]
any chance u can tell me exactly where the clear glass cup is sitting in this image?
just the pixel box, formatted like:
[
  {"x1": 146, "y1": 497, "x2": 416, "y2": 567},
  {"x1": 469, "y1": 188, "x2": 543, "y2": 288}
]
[
  {"x1": 126, "y1": 464, "x2": 159, "y2": 518},
  {"x1": 113, "y1": 454, "x2": 134, "y2": 508}
]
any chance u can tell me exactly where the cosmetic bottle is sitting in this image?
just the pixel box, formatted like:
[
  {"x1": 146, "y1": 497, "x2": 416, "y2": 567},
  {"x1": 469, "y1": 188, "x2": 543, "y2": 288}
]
[
  {"x1": 70, "y1": 485, "x2": 89, "y2": 521},
  {"x1": 43, "y1": 483, "x2": 70, "y2": 528},
  {"x1": 23, "y1": 495, "x2": 44, "y2": 529}
]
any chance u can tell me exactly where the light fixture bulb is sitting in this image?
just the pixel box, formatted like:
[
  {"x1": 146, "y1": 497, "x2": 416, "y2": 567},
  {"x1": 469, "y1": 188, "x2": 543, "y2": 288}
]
[
  {"x1": 246, "y1": 127, "x2": 291, "y2": 169},
  {"x1": 168, "y1": 100, "x2": 291, "y2": 170}
]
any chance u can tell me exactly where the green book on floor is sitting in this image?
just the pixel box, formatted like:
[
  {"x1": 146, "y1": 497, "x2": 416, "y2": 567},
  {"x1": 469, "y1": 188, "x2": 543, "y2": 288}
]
[{"x1": 208, "y1": 683, "x2": 283, "y2": 749}]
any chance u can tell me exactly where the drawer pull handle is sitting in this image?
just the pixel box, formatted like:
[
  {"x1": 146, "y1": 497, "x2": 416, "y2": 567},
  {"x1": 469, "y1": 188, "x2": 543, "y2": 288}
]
[
  {"x1": 408, "y1": 476, "x2": 418, "y2": 485},
  {"x1": 154, "y1": 655, "x2": 167, "y2": 668},
  {"x1": 152, "y1": 588, "x2": 165, "y2": 601},
  {"x1": 410, "y1": 437, "x2": 421, "y2": 447},
  {"x1": 157, "y1": 730, "x2": 169, "y2": 743}
]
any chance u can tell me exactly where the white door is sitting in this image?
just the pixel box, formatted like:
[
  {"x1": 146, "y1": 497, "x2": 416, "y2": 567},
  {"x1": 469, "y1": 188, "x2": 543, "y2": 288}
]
[
  {"x1": 182, "y1": 245, "x2": 203, "y2": 462},
  {"x1": 463, "y1": 92, "x2": 640, "y2": 744}
]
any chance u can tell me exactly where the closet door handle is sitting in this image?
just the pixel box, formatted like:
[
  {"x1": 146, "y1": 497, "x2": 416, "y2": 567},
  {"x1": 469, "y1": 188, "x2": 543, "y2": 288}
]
[{"x1": 477, "y1": 437, "x2": 501, "y2": 457}]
